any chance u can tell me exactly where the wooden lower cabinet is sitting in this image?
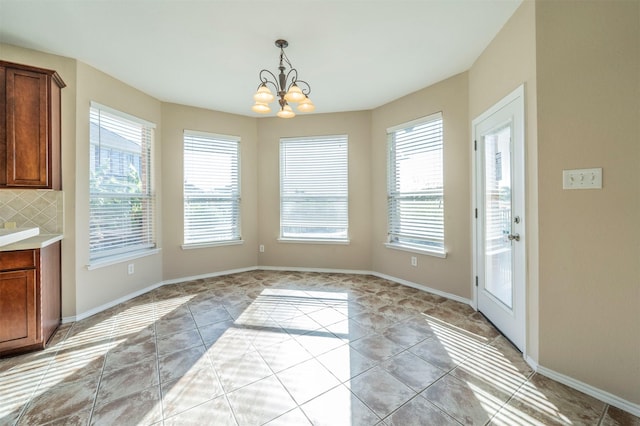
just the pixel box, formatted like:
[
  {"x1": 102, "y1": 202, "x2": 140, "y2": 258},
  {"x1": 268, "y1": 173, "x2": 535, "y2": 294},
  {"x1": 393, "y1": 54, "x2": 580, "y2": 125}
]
[
  {"x1": 0, "y1": 269, "x2": 37, "y2": 348},
  {"x1": 0, "y1": 242, "x2": 61, "y2": 356}
]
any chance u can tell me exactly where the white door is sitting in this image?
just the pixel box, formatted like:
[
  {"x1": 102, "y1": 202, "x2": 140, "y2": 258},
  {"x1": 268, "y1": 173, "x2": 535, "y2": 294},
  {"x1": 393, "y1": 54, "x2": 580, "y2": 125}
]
[{"x1": 473, "y1": 85, "x2": 526, "y2": 352}]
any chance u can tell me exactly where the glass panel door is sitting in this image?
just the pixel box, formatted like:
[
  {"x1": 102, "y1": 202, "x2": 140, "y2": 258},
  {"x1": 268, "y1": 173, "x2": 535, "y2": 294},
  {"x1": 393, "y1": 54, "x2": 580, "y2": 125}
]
[
  {"x1": 473, "y1": 84, "x2": 525, "y2": 352},
  {"x1": 483, "y1": 125, "x2": 513, "y2": 309}
]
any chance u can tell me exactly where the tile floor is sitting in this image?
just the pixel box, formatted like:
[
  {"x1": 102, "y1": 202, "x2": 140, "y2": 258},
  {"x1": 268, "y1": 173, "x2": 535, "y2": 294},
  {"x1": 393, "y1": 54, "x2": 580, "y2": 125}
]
[{"x1": 1, "y1": 271, "x2": 638, "y2": 426}]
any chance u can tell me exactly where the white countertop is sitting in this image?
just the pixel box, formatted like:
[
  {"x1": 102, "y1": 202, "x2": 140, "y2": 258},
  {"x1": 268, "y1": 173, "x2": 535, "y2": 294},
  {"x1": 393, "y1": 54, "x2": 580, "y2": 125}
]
[
  {"x1": 0, "y1": 227, "x2": 39, "y2": 247},
  {"x1": 0, "y1": 234, "x2": 63, "y2": 251}
]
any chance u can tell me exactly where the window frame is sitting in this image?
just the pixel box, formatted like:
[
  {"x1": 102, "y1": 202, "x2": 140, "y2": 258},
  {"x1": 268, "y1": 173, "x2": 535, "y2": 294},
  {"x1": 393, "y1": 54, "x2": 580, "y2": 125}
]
[
  {"x1": 182, "y1": 130, "x2": 242, "y2": 249},
  {"x1": 386, "y1": 112, "x2": 447, "y2": 258},
  {"x1": 88, "y1": 102, "x2": 157, "y2": 266},
  {"x1": 279, "y1": 134, "x2": 349, "y2": 243}
]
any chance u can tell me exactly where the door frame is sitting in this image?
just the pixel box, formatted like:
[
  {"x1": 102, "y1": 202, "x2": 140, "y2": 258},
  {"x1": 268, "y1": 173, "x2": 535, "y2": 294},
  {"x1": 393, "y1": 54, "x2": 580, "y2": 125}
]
[{"x1": 472, "y1": 84, "x2": 527, "y2": 354}]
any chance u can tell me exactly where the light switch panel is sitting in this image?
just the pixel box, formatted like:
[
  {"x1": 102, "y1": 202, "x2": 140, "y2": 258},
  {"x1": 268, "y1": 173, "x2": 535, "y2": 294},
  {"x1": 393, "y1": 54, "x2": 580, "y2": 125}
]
[{"x1": 563, "y1": 168, "x2": 602, "y2": 189}]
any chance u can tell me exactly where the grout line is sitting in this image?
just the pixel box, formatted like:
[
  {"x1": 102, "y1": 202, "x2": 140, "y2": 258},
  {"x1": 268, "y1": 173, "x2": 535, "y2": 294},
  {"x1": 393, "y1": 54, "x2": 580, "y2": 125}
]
[
  {"x1": 151, "y1": 293, "x2": 165, "y2": 423},
  {"x1": 12, "y1": 323, "x2": 73, "y2": 425},
  {"x1": 190, "y1": 297, "x2": 241, "y2": 426},
  {"x1": 380, "y1": 392, "x2": 463, "y2": 426},
  {"x1": 86, "y1": 310, "x2": 118, "y2": 425},
  {"x1": 205, "y1": 288, "x2": 249, "y2": 424},
  {"x1": 482, "y1": 368, "x2": 534, "y2": 426},
  {"x1": 597, "y1": 404, "x2": 609, "y2": 426}
]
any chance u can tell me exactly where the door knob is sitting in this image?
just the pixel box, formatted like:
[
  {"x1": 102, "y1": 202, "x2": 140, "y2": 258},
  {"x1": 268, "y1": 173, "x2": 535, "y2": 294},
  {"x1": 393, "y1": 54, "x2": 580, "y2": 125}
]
[{"x1": 508, "y1": 234, "x2": 520, "y2": 241}]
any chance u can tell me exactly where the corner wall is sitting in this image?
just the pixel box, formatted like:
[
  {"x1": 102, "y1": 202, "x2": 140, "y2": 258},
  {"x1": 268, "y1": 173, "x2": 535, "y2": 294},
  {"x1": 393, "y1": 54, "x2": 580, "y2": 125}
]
[
  {"x1": 468, "y1": 0, "x2": 539, "y2": 361},
  {"x1": 161, "y1": 103, "x2": 259, "y2": 280},
  {"x1": 536, "y1": 0, "x2": 640, "y2": 404},
  {"x1": 257, "y1": 112, "x2": 373, "y2": 271},
  {"x1": 371, "y1": 73, "x2": 471, "y2": 299},
  {"x1": 74, "y1": 62, "x2": 164, "y2": 315}
]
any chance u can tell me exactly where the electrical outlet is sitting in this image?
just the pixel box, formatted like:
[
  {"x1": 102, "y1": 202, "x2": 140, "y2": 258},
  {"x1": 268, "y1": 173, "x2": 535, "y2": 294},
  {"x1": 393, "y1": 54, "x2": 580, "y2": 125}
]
[
  {"x1": 259, "y1": 244, "x2": 265, "y2": 253},
  {"x1": 411, "y1": 256, "x2": 417, "y2": 267},
  {"x1": 127, "y1": 264, "x2": 134, "y2": 275},
  {"x1": 3, "y1": 222, "x2": 16, "y2": 229}
]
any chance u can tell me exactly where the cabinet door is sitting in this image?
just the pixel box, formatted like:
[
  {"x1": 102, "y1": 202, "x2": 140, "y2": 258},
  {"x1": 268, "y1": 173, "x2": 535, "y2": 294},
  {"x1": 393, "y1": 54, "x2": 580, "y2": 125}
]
[
  {"x1": 0, "y1": 269, "x2": 38, "y2": 349},
  {"x1": 5, "y1": 67, "x2": 49, "y2": 187},
  {"x1": 0, "y1": 66, "x2": 6, "y2": 186}
]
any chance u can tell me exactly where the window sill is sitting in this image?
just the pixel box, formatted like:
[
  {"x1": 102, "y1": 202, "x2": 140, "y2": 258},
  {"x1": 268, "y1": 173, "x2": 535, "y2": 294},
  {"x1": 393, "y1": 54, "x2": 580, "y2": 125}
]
[
  {"x1": 181, "y1": 240, "x2": 244, "y2": 250},
  {"x1": 385, "y1": 243, "x2": 447, "y2": 259},
  {"x1": 87, "y1": 248, "x2": 162, "y2": 270},
  {"x1": 278, "y1": 238, "x2": 350, "y2": 245}
]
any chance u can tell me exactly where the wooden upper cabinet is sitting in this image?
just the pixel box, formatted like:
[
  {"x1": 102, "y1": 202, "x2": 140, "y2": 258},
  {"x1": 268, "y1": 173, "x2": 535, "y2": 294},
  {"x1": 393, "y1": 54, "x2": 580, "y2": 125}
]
[{"x1": 0, "y1": 61, "x2": 65, "y2": 189}]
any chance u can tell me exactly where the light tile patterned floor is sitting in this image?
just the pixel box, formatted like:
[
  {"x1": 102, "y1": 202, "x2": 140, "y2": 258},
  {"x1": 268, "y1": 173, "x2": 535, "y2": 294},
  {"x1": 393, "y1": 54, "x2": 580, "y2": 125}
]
[{"x1": 1, "y1": 271, "x2": 638, "y2": 425}]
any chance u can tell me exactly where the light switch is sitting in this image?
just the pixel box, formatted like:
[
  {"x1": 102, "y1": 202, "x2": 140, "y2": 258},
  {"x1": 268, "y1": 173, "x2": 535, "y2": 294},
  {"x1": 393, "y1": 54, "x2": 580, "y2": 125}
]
[{"x1": 563, "y1": 168, "x2": 602, "y2": 190}]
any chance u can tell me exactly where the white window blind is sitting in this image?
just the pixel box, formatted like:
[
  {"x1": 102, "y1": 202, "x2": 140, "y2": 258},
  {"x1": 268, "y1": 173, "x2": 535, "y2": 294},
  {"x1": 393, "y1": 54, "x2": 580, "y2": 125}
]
[
  {"x1": 183, "y1": 130, "x2": 241, "y2": 245},
  {"x1": 387, "y1": 112, "x2": 444, "y2": 253},
  {"x1": 89, "y1": 103, "x2": 155, "y2": 261},
  {"x1": 280, "y1": 135, "x2": 348, "y2": 241}
]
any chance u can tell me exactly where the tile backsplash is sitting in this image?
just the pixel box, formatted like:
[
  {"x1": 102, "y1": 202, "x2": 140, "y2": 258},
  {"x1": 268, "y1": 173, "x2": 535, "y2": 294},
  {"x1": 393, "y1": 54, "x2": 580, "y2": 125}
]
[{"x1": 0, "y1": 190, "x2": 64, "y2": 234}]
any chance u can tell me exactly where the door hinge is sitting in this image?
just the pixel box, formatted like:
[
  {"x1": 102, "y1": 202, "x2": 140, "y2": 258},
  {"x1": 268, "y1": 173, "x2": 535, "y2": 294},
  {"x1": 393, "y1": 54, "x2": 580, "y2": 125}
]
[
  {"x1": 474, "y1": 140, "x2": 477, "y2": 151},
  {"x1": 475, "y1": 276, "x2": 479, "y2": 287},
  {"x1": 475, "y1": 208, "x2": 478, "y2": 219}
]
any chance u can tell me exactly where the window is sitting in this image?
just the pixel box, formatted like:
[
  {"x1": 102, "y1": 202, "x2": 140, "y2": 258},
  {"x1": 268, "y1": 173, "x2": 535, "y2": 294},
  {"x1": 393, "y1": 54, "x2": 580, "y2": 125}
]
[
  {"x1": 183, "y1": 131, "x2": 241, "y2": 246},
  {"x1": 280, "y1": 135, "x2": 348, "y2": 242},
  {"x1": 89, "y1": 103, "x2": 155, "y2": 262},
  {"x1": 387, "y1": 112, "x2": 445, "y2": 256}
]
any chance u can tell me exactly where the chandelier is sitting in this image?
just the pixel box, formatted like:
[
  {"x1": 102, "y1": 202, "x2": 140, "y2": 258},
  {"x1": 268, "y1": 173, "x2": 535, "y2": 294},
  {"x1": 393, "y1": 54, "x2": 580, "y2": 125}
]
[{"x1": 251, "y1": 39, "x2": 315, "y2": 118}]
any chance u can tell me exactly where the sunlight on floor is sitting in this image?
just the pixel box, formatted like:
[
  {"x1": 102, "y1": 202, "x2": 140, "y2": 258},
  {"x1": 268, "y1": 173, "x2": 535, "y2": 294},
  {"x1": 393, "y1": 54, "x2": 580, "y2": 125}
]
[
  {"x1": 424, "y1": 312, "x2": 572, "y2": 425},
  {"x1": 210, "y1": 288, "x2": 355, "y2": 424},
  {"x1": 0, "y1": 272, "x2": 625, "y2": 425}
]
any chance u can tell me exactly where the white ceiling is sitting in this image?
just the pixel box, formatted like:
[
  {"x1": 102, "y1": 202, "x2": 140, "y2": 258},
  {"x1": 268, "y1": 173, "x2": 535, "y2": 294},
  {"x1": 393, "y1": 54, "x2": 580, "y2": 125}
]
[{"x1": 0, "y1": 0, "x2": 522, "y2": 117}]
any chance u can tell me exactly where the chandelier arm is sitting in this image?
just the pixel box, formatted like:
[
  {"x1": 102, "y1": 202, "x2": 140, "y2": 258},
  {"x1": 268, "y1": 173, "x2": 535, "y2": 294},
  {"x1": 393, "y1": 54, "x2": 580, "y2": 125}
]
[
  {"x1": 294, "y1": 79, "x2": 312, "y2": 96},
  {"x1": 257, "y1": 70, "x2": 282, "y2": 99},
  {"x1": 284, "y1": 68, "x2": 299, "y2": 90},
  {"x1": 258, "y1": 69, "x2": 279, "y2": 88}
]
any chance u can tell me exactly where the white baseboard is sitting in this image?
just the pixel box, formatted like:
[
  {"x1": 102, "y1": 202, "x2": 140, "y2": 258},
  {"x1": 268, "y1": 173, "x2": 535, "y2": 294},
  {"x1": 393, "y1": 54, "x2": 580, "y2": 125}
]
[
  {"x1": 62, "y1": 280, "x2": 164, "y2": 323},
  {"x1": 371, "y1": 271, "x2": 473, "y2": 306},
  {"x1": 257, "y1": 266, "x2": 472, "y2": 306},
  {"x1": 258, "y1": 265, "x2": 372, "y2": 275},
  {"x1": 161, "y1": 266, "x2": 259, "y2": 286},
  {"x1": 63, "y1": 266, "x2": 259, "y2": 323},
  {"x1": 65, "y1": 266, "x2": 468, "y2": 322},
  {"x1": 525, "y1": 354, "x2": 539, "y2": 371},
  {"x1": 536, "y1": 365, "x2": 640, "y2": 417}
]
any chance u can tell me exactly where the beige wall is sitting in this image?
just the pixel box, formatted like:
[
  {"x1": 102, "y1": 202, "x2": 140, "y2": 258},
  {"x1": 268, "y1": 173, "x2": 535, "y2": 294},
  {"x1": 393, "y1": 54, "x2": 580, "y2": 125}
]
[
  {"x1": 0, "y1": 43, "x2": 78, "y2": 318},
  {"x1": 161, "y1": 103, "x2": 258, "y2": 280},
  {"x1": 371, "y1": 73, "x2": 471, "y2": 299},
  {"x1": 2, "y1": 1, "x2": 639, "y2": 406},
  {"x1": 468, "y1": 0, "x2": 539, "y2": 361},
  {"x1": 74, "y1": 62, "x2": 164, "y2": 315},
  {"x1": 536, "y1": 0, "x2": 640, "y2": 404},
  {"x1": 257, "y1": 112, "x2": 372, "y2": 270}
]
